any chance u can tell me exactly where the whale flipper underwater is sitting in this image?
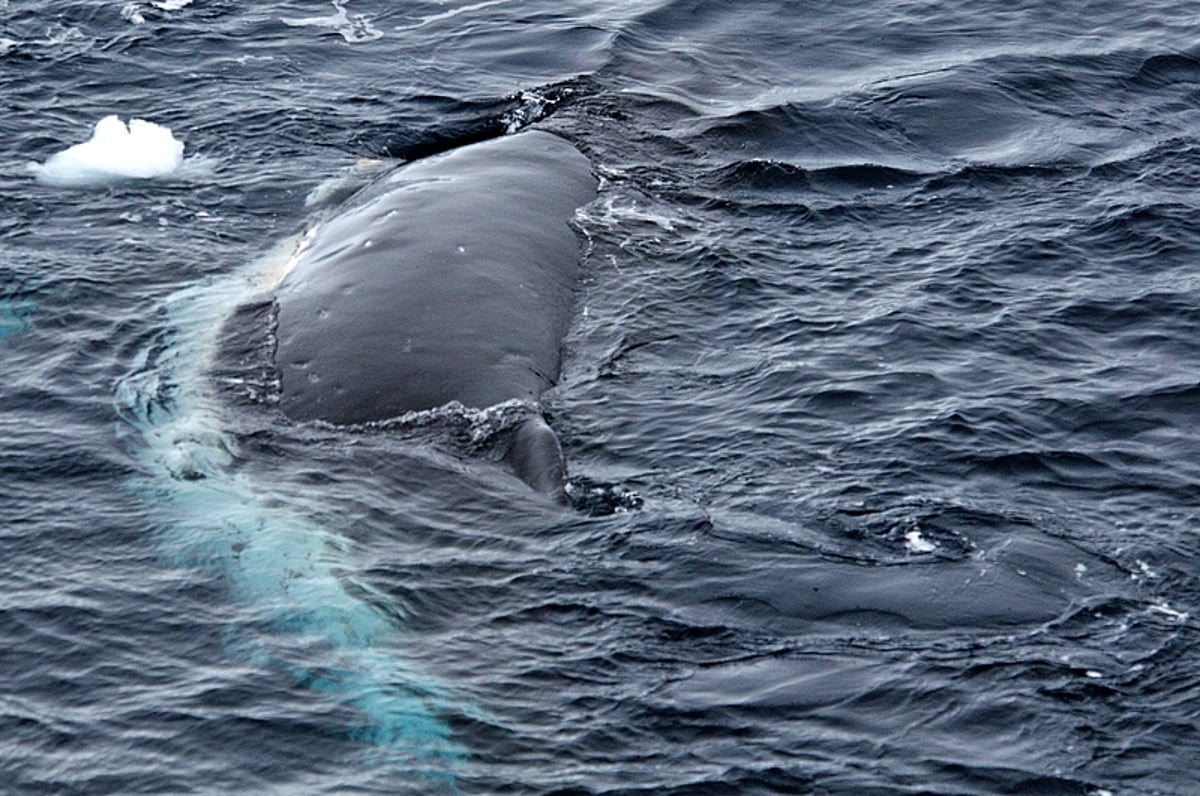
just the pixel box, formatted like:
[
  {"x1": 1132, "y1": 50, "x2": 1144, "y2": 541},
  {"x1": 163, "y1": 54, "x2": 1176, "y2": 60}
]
[{"x1": 273, "y1": 130, "x2": 597, "y2": 501}]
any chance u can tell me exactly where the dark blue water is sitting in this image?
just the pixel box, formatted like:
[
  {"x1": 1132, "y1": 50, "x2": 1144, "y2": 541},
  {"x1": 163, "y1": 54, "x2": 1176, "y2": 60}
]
[{"x1": 3, "y1": 1, "x2": 1199, "y2": 793}]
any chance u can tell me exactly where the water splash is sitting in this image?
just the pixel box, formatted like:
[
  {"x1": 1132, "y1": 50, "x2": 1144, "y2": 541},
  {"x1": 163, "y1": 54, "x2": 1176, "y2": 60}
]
[{"x1": 114, "y1": 240, "x2": 463, "y2": 775}]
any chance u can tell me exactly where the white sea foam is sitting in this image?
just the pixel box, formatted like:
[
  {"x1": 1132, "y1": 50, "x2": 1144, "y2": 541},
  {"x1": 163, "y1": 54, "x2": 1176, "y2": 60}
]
[
  {"x1": 28, "y1": 115, "x2": 185, "y2": 188},
  {"x1": 122, "y1": 0, "x2": 192, "y2": 24},
  {"x1": 393, "y1": 0, "x2": 514, "y2": 32},
  {"x1": 1148, "y1": 601, "x2": 1189, "y2": 622},
  {"x1": 281, "y1": 0, "x2": 383, "y2": 44}
]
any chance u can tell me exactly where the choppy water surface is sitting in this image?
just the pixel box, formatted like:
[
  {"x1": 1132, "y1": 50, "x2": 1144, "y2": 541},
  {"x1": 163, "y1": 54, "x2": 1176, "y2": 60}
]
[{"x1": 3, "y1": 1, "x2": 1199, "y2": 794}]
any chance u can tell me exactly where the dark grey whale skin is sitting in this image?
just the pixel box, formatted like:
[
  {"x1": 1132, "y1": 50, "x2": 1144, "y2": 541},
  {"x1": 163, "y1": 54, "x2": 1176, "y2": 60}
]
[{"x1": 273, "y1": 130, "x2": 597, "y2": 500}]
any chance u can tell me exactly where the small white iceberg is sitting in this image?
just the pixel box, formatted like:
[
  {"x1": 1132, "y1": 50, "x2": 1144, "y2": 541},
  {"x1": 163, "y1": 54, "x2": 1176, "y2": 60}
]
[
  {"x1": 904, "y1": 529, "x2": 937, "y2": 554},
  {"x1": 29, "y1": 115, "x2": 185, "y2": 187}
]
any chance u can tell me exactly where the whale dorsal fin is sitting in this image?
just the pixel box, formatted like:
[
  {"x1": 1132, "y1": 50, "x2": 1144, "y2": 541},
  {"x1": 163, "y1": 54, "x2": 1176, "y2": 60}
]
[{"x1": 505, "y1": 415, "x2": 568, "y2": 504}]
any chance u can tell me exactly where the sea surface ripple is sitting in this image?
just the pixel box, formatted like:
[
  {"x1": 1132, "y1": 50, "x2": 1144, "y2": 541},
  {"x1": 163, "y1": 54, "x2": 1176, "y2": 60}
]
[{"x1": 2, "y1": 1, "x2": 1198, "y2": 794}]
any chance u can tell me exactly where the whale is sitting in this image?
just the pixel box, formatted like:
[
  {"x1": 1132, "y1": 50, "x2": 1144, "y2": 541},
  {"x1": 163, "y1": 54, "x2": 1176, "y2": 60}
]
[
  {"x1": 115, "y1": 130, "x2": 598, "y2": 775},
  {"x1": 272, "y1": 130, "x2": 597, "y2": 501}
]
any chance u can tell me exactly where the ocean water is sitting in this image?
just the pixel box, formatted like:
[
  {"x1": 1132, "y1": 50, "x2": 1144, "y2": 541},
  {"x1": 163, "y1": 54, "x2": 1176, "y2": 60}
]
[{"x1": 3, "y1": 1, "x2": 1199, "y2": 794}]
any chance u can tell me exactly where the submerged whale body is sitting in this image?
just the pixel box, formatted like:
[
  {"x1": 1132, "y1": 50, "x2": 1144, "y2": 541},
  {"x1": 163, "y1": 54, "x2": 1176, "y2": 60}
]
[{"x1": 273, "y1": 130, "x2": 597, "y2": 499}]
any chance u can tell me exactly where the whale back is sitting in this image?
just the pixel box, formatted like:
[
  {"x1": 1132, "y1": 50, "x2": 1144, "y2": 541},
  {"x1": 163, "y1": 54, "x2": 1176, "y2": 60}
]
[{"x1": 274, "y1": 131, "x2": 597, "y2": 425}]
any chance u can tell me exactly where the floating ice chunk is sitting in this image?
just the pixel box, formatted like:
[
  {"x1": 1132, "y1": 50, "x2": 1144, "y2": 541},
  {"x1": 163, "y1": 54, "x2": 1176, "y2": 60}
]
[
  {"x1": 904, "y1": 529, "x2": 937, "y2": 554},
  {"x1": 29, "y1": 115, "x2": 185, "y2": 188}
]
